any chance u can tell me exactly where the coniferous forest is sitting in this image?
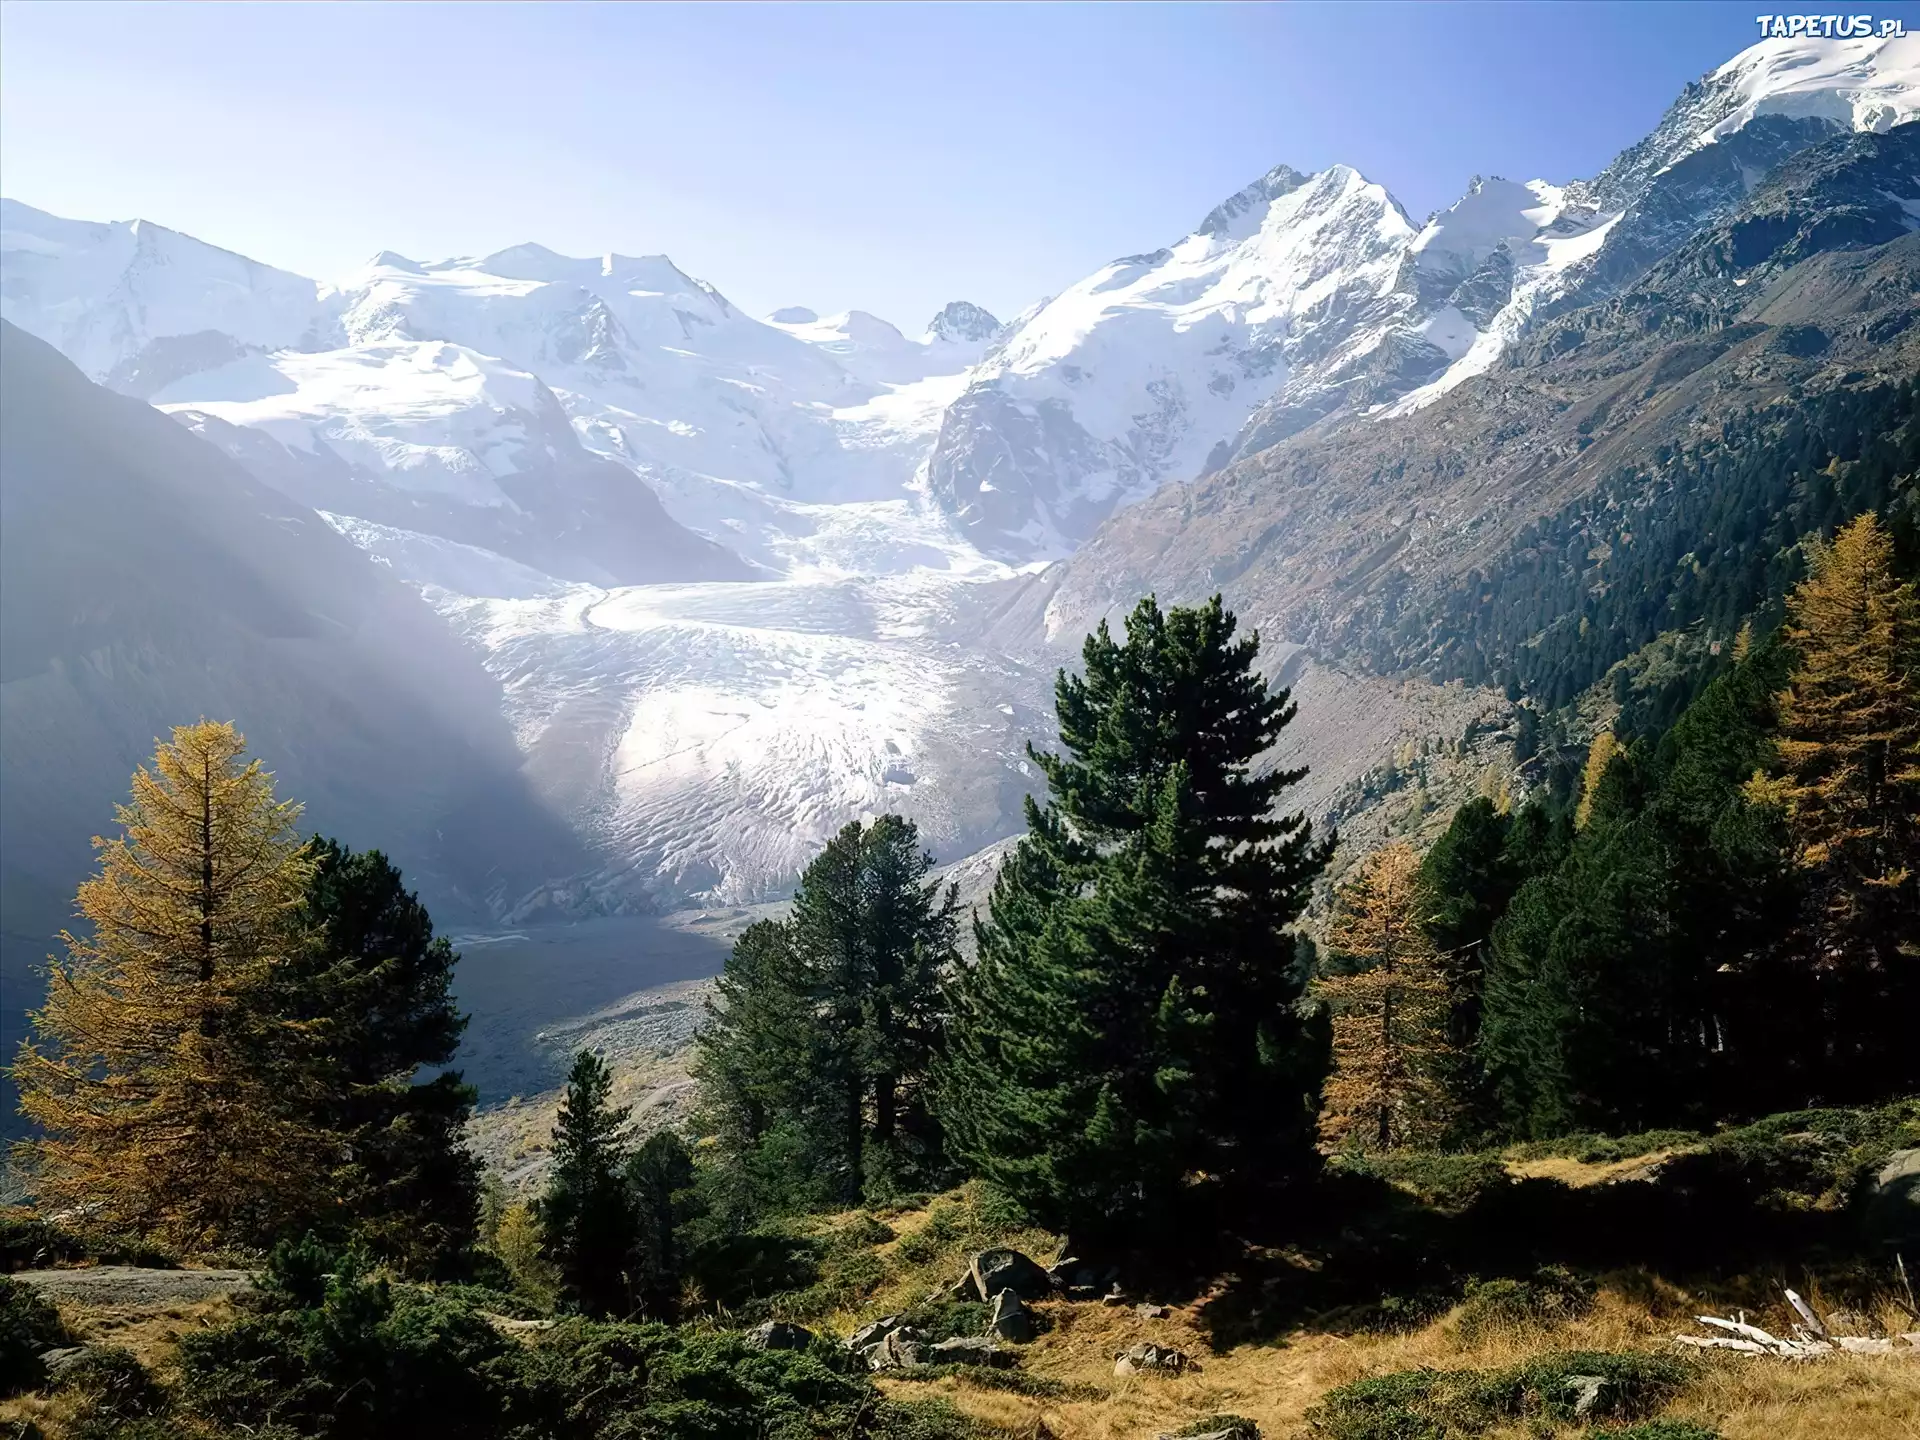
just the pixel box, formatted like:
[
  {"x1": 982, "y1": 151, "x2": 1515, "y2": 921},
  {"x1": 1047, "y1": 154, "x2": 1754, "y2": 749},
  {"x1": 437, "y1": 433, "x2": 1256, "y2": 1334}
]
[{"x1": 3, "y1": 496, "x2": 1915, "y2": 1438}]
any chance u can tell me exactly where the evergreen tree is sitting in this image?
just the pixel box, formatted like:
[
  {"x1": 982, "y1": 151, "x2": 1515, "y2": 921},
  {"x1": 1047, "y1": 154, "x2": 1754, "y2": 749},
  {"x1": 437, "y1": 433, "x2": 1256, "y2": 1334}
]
[
  {"x1": 693, "y1": 816, "x2": 958, "y2": 1217},
  {"x1": 1316, "y1": 845, "x2": 1451, "y2": 1151},
  {"x1": 941, "y1": 595, "x2": 1331, "y2": 1242},
  {"x1": 1418, "y1": 797, "x2": 1521, "y2": 1133},
  {"x1": 1748, "y1": 512, "x2": 1920, "y2": 1096},
  {"x1": 535, "y1": 1050, "x2": 639, "y2": 1318},
  {"x1": 292, "y1": 840, "x2": 480, "y2": 1276},
  {"x1": 12, "y1": 722, "x2": 333, "y2": 1250},
  {"x1": 623, "y1": 1131, "x2": 695, "y2": 1320}
]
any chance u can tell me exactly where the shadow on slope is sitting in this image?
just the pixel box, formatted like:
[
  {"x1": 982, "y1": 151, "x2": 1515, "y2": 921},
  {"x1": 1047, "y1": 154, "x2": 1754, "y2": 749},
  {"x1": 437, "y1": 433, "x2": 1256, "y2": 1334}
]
[{"x1": 0, "y1": 319, "x2": 598, "y2": 1134}]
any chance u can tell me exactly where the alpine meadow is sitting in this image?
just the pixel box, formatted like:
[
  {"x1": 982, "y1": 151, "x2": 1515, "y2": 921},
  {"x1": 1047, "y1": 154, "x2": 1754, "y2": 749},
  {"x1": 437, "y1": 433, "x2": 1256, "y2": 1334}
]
[{"x1": 1, "y1": 13, "x2": 1918, "y2": 1440}]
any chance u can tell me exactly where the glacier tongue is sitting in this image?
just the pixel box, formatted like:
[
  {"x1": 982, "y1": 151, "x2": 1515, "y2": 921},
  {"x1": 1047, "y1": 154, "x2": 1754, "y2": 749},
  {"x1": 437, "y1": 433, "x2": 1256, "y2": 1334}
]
[{"x1": 337, "y1": 515, "x2": 1052, "y2": 906}]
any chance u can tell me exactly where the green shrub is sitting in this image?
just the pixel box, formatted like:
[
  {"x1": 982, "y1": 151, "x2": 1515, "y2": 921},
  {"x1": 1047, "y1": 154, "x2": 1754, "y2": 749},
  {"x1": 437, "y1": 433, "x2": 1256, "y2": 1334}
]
[
  {"x1": 889, "y1": 1365, "x2": 1098, "y2": 1400},
  {"x1": 1172, "y1": 1416, "x2": 1260, "y2": 1438},
  {"x1": 1503, "y1": 1130, "x2": 1704, "y2": 1165},
  {"x1": 1332, "y1": 1152, "x2": 1510, "y2": 1212},
  {"x1": 433, "y1": 1283, "x2": 548, "y2": 1320},
  {"x1": 1306, "y1": 1368, "x2": 1449, "y2": 1440},
  {"x1": 1455, "y1": 1267, "x2": 1596, "y2": 1341},
  {"x1": 174, "y1": 1268, "x2": 511, "y2": 1438},
  {"x1": 1601, "y1": 1422, "x2": 1719, "y2": 1440},
  {"x1": 1, "y1": 1276, "x2": 70, "y2": 1396},
  {"x1": 840, "y1": 1214, "x2": 898, "y2": 1248},
  {"x1": 1306, "y1": 1352, "x2": 1694, "y2": 1439},
  {"x1": 898, "y1": 1298, "x2": 992, "y2": 1342}
]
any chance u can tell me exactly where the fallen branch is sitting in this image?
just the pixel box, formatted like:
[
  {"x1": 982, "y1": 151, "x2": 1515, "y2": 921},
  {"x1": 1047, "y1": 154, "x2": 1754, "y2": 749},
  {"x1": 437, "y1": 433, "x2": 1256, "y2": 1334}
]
[{"x1": 1674, "y1": 1285, "x2": 1920, "y2": 1361}]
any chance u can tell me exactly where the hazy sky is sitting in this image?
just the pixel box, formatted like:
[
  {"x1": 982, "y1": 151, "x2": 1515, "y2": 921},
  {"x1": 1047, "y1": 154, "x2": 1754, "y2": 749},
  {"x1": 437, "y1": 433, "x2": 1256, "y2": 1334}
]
[{"x1": 5, "y1": 1, "x2": 1912, "y2": 329}]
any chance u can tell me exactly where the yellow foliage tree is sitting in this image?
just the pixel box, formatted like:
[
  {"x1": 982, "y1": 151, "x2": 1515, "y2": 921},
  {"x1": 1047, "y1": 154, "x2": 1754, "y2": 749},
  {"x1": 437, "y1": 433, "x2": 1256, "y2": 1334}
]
[
  {"x1": 1316, "y1": 843, "x2": 1451, "y2": 1152},
  {"x1": 11, "y1": 722, "x2": 335, "y2": 1250},
  {"x1": 1574, "y1": 731, "x2": 1620, "y2": 830},
  {"x1": 1750, "y1": 513, "x2": 1920, "y2": 972}
]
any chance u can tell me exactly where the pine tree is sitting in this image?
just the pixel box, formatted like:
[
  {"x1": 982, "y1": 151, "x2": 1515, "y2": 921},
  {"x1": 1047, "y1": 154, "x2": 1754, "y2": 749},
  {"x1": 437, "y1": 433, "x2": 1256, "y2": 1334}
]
[
  {"x1": 11, "y1": 722, "x2": 332, "y2": 1250},
  {"x1": 941, "y1": 595, "x2": 1330, "y2": 1241},
  {"x1": 622, "y1": 1131, "x2": 695, "y2": 1320},
  {"x1": 291, "y1": 840, "x2": 480, "y2": 1276},
  {"x1": 1748, "y1": 512, "x2": 1920, "y2": 1094},
  {"x1": 535, "y1": 1049, "x2": 638, "y2": 1318},
  {"x1": 1316, "y1": 845, "x2": 1451, "y2": 1151},
  {"x1": 693, "y1": 816, "x2": 958, "y2": 1217}
]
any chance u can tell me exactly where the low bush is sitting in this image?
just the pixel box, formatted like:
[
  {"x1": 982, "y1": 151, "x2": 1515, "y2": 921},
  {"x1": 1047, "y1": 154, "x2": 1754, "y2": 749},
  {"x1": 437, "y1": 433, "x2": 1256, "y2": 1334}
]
[
  {"x1": 1331, "y1": 1152, "x2": 1510, "y2": 1212},
  {"x1": 1305, "y1": 1351, "x2": 1694, "y2": 1439},
  {"x1": 1, "y1": 1276, "x2": 70, "y2": 1396},
  {"x1": 1503, "y1": 1131, "x2": 1704, "y2": 1165},
  {"x1": 1600, "y1": 1423, "x2": 1720, "y2": 1440},
  {"x1": 1454, "y1": 1266, "x2": 1596, "y2": 1342},
  {"x1": 56, "y1": 1347, "x2": 168, "y2": 1436}
]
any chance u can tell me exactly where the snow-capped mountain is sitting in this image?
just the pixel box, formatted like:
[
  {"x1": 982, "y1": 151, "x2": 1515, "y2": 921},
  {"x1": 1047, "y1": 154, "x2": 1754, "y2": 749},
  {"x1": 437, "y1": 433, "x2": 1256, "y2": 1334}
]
[
  {"x1": 1, "y1": 33, "x2": 1912, "y2": 916},
  {"x1": 925, "y1": 33, "x2": 1918, "y2": 558}
]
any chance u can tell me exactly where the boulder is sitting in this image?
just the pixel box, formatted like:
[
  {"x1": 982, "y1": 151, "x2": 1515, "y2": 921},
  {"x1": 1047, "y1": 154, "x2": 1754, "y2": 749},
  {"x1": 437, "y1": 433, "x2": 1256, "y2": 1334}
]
[
  {"x1": 987, "y1": 1288, "x2": 1035, "y2": 1342},
  {"x1": 944, "y1": 1272, "x2": 985, "y2": 1302},
  {"x1": 864, "y1": 1326, "x2": 929, "y2": 1371},
  {"x1": 1137, "y1": 1303, "x2": 1170, "y2": 1319},
  {"x1": 1563, "y1": 1374, "x2": 1608, "y2": 1420},
  {"x1": 1156, "y1": 1420, "x2": 1257, "y2": 1440},
  {"x1": 1867, "y1": 1147, "x2": 1920, "y2": 1239},
  {"x1": 927, "y1": 1335, "x2": 1015, "y2": 1367},
  {"x1": 846, "y1": 1315, "x2": 905, "y2": 1352},
  {"x1": 744, "y1": 1320, "x2": 815, "y2": 1352},
  {"x1": 1113, "y1": 1341, "x2": 1194, "y2": 1377},
  {"x1": 970, "y1": 1247, "x2": 1051, "y2": 1302},
  {"x1": 38, "y1": 1345, "x2": 93, "y2": 1379}
]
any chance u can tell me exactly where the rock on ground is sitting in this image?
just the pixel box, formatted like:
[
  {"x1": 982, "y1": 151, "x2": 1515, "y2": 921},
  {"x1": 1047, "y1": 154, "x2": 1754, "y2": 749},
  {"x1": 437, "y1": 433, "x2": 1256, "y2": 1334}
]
[{"x1": 8, "y1": 1267, "x2": 255, "y2": 1308}]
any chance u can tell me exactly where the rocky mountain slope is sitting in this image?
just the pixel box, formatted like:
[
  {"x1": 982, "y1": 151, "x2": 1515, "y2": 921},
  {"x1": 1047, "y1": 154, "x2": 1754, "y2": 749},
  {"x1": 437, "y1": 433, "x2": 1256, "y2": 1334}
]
[
  {"x1": 1036, "y1": 123, "x2": 1920, "y2": 699},
  {"x1": 0, "y1": 319, "x2": 599, "y2": 1132},
  {"x1": 928, "y1": 34, "x2": 1916, "y2": 560}
]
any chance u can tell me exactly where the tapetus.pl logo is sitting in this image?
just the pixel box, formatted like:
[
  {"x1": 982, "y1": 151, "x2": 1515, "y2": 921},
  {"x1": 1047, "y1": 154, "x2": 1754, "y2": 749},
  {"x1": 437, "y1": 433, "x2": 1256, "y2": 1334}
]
[{"x1": 1754, "y1": 13, "x2": 1907, "y2": 37}]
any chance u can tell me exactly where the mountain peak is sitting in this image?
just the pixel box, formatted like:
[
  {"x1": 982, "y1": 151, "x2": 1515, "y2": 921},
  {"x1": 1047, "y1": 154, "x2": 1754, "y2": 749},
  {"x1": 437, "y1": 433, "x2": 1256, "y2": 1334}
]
[
  {"x1": 927, "y1": 301, "x2": 1003, "y2": 344},
  {"x1": 769, "y1": 306, "x2": 818, "y2": 324},
  {"x1": 1196, "y1": 163, "x2": 1312, "y2": 238}
]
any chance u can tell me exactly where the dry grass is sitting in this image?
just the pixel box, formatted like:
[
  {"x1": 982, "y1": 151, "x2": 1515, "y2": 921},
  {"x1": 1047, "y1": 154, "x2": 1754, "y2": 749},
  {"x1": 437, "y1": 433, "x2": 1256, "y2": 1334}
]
[
  {"x1": 1504, "y1": 1148, "x2": 1690, "y2": 1187},
  {"x1": 834, "y1": 1188, "x2": 1920, "y2": 1440},
  {"x1": 52, "y1": 1294, "x2": 239, "y2": 1371}
]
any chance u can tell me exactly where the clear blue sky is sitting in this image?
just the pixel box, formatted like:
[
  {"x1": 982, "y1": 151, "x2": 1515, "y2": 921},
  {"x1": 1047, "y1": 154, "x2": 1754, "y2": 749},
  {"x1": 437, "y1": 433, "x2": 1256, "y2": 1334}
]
[{"x1": 5, "y1": 1, "x2": 1914, "y2": 329}]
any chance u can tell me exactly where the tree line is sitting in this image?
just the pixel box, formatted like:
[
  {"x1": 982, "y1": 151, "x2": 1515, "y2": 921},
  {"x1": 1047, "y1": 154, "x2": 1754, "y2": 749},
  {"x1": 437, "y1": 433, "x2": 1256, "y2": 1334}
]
[{"x1": 10, "y1": 508, "x2": 1914, "y2": 1306}]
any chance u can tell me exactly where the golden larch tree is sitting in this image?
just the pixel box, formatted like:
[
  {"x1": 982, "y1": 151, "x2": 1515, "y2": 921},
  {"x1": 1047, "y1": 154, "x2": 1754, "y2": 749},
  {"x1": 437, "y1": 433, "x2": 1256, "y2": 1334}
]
[
  {"x1": 1316, "y1": 842, "x2": 1451, "y2": 1152},
  {"x1": 1752, "y1": 513, "x2": 1919, "y2": 967},
  {"x1": 1574, "y1": 731, "x2": 1620, "y2": 830},
  {"x1": 11, "y1": 721, "x2": 335, "y2": 1249}
]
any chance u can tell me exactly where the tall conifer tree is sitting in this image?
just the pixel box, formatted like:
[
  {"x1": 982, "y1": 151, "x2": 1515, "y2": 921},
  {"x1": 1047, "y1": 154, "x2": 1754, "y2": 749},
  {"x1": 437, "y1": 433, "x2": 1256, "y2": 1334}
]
[
  {"x1": 536, "y1": 1050, "x2": 639, "y2": 1318},
  {"x1": 12, "y1": 722, "x2": 331, "y2": 1249},
  {"x1": 941, "y1": 596, "x2": 1330, "y2": 1241},
  {"x1": 1317, "y1": 844, "x2": 1450, "y2": 1151},
  {"x1": 1749, "y1": 512, "x2": 1920, "y2": 1094},
  {"x1": 693, "y1": 815, "x2": 958, "y2": 1215},
  {"x1": 291, "y1": 841, "x2": 480, "y2": 1275}
]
